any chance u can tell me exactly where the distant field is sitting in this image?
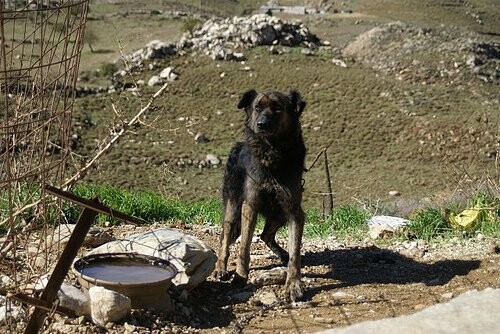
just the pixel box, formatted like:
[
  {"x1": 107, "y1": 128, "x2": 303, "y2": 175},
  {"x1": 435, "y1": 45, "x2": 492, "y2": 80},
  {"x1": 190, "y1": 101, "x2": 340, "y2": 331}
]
[{"x1": 73, "y1": 0, "x2": 499, "y2": 211}]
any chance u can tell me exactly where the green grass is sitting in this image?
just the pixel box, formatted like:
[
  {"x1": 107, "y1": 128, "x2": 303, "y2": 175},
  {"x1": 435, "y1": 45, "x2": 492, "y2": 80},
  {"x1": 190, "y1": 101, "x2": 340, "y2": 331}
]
[
  {"x1": 64, "y1": 184, "x2": 222, "y2": 225},
  {"x1": 2, "y1": 183, "x2": 498, "y2": 241}
]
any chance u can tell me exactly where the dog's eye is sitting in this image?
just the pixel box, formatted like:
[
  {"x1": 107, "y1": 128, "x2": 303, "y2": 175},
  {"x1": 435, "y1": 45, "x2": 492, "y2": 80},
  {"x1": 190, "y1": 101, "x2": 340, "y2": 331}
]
[{"x1": 254, "y1": 106, "x2": 262, "y2": 112}]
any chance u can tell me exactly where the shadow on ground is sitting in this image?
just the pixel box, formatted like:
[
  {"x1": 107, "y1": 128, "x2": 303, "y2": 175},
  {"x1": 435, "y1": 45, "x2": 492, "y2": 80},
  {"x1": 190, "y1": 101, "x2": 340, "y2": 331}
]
[{"x1": 301, "y1": 246, "x2": 481, "y2": 299}]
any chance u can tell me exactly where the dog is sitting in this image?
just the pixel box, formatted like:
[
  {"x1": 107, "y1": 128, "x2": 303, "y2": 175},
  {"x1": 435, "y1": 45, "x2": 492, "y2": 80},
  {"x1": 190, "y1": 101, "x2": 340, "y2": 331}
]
[{"x1": 215, "y1": 89, "x2": 307, "y2": 302}]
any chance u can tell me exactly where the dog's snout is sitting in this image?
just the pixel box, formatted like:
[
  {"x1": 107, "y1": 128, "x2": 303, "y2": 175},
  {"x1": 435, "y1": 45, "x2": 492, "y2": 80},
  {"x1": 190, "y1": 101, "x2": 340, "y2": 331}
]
[
  {"x1": 256, "y1": 119, "x2": 269, "y2": 130},
  {"x1": 256, "y1": 113, "x2": 272, "y2": 132}
]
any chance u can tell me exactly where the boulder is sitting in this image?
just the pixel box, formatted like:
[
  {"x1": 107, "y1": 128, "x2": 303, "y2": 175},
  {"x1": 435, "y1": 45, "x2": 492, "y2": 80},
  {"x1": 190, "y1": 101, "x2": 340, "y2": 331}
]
[
  {"x1": 88, "y1": 228, "x2": 216, "y2": 290},
  {"x1": 89, "y1": 286, "x2": 131, "y2": 326}
]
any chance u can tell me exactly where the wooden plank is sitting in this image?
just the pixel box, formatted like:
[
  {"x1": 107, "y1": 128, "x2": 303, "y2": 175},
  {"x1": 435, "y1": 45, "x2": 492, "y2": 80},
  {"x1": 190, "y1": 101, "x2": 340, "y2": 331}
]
[
  {"x1": 24, "y1": 206, "x2": 98, "y2": 334},
  {"x1": 44, "y1": 185, "x2": 143, "y2": 225}
]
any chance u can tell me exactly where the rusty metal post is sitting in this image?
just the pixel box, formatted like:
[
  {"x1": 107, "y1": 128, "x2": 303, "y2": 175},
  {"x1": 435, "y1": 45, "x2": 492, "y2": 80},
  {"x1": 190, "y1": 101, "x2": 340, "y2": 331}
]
[{"x1": 24, "y1": 206, "x2": 98, "y2": 334}]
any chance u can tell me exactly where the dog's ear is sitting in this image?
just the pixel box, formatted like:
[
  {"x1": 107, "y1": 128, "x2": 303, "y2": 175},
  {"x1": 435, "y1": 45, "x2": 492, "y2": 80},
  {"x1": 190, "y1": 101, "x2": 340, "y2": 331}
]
[
  {"x1": 237, "y1": 89, "x2": 258, "y2": 109},
  {"x1": 289, "y1": 90, "x2": 306, "y2": 117}
]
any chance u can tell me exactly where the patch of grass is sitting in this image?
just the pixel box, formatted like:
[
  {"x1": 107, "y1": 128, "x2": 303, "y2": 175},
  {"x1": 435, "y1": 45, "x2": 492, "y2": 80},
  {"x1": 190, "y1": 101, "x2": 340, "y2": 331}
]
[
  {"x1": 406, "y1": 208, "x2": 452, "y2": 241},
  {"x1": 303, "y1": 205, "x2": 370, "y2": 239},
  {"x1": 65, "y1": 184, "x2": 222, "y2": 225}
]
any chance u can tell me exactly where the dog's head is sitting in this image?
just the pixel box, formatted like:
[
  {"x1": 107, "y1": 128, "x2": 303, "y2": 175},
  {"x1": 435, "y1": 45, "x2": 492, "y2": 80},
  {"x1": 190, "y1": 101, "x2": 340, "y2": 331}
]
[{"x1": 237, "y1": 89, "x2": 306, "y2": 138}]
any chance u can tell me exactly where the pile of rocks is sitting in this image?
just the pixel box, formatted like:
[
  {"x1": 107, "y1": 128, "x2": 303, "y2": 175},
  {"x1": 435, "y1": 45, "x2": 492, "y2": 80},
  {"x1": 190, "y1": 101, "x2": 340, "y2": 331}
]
[
  {"x1": 178, "y1": 14, "x2": 321, "y2": 60},
  {"x1": 121, "y1": 14, "x2": 320, "y2": 67},
  {"x1": 343, "y1": 21, "x2": 500, "y2": 84},
  {"x1": 122, "y1": 40, "x2": 177, "y2": 70}
]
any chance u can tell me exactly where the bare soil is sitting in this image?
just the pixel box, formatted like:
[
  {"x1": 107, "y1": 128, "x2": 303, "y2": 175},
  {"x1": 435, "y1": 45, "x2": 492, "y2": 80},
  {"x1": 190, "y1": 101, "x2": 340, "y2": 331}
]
[{"x1": 33, "y1": 224, "x2": 499, "y2": 334}]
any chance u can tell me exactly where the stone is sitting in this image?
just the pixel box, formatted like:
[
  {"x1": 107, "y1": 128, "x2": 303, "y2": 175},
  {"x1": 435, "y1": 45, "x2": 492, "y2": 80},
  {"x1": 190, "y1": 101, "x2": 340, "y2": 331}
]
[
  {"x1": 34, "y1": 275, "x2": 91, "y2": 316},
  {"x1": 389, "y1": 190, "x2": 401, "y2": 196},
  {"x1": 194, "y1": 133, "x2": 209, "y2": 143},
  {"x1": 0, "y1": 303, "x2": 26, "y2": 324},
  {"x1": 148, "y1": 75, "x2": 162, "y2": 86},
  {"x1": 332, "y1": 58, "x2": 347, "y2": 67},
  {"x1": 250, "y1": 267, "x2": 287, "y2": 286},
  {"x1": 88, "y1": 228, "x2": 216, "y2": 290},
  {"x1": 205, "y1": 154, "x2": 221, "y2": 165},
  {"x1": 319, "y1": 289, "x2": 500, "y2": 334},
  {"x1": 159, "y1": 67, "x2": 178, "y2": 81},
  {"x1": 367, "y1": 216, "x2": 409, "y2": 239},
  {"x1": 89, "y1": 286, "x2": 131, "y2": 326},
  {"x1": 258, "y1": 291, "x2": 279, "y2": 306},
  {"x1": 47, "y1": 224, "x2": 114, "y2": 249}
]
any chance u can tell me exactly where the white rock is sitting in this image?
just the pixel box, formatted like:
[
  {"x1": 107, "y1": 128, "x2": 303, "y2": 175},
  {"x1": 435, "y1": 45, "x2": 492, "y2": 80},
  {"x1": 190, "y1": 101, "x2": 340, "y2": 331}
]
[
  {"x1": 206, "y1": 154, "x2": 221, "y2": 165},
  {"x1": 389, "y1": 190, "x2": 401, "y2": 196},
  {"x1": 89, "y1": 286, "x2": 131, "y2": 326},
  {"x1": 88, "y1": 228, "x2": 215, "y2": 290},
  {"x1": 148, "y1": 75, "x2": 162, "y2": 86},
  {"x1": 332, "y1": 58, "x2": 347, "y2": 67},
  {"x1": 33, "y1": 275, "x2": 90, "y2": 316},
  {"x1": 258, "y1": 291, "x2": 279, "y2": 306},
  {"x1": 250, "y1": 267, "x2": 287, "y2": 286},
  {"x1": 0, "y1": 298, "x2": 26, "y2": 324},
  {"x1": 367, "y1": 215, "x2": 409, "y2": 239},
  {"x1": 159, "y1": 66, "x2": 173, "y2": 78}
]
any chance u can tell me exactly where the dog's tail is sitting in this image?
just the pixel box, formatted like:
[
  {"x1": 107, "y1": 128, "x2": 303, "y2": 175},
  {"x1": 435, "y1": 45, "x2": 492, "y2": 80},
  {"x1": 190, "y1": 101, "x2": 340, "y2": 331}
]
[{"x1": 224, "y1": 200, "x2": 242, "y2": 245}]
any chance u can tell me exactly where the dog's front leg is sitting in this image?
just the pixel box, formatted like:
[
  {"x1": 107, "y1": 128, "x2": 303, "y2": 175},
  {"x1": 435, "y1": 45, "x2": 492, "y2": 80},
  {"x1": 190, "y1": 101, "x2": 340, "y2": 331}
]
[
  {"x1": 285, "y1": 209, "x2": 305, "y2": 302},
  {"x1": 215, "y1": 200, "x2": 238, "y2": 281},
  {"x1": 234, "y1": 201, "x2": 257, "y2": 286}
]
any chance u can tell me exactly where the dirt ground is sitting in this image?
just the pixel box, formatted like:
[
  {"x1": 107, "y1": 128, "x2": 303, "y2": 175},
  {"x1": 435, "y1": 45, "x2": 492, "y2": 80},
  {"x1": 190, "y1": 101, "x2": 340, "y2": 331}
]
[
  {"x1": 167, "y1": 226, "x2": 500, "y2": 334},
  {"x1": 27, "y1": 224, "x2": 496, "y2": 334}
]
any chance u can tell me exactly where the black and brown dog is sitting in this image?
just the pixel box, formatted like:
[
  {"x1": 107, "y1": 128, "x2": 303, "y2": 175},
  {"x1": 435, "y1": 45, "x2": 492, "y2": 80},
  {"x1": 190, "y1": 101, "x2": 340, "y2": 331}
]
[{"x1": 215, "y1": 89, "x2": 307, "y2": 302}]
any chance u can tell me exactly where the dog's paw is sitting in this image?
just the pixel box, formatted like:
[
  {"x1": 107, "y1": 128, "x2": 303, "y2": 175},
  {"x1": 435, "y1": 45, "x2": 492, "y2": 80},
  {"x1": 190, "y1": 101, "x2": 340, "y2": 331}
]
[
  {"x1": 284, "y1": 278, "x2": 304, "y2": 302},
  {"x1": 214, "y1": 270, "x2": 231, "y2": 281},
  {"x1": 231, "y1": 273, "x2": 248, "y2": 288}
]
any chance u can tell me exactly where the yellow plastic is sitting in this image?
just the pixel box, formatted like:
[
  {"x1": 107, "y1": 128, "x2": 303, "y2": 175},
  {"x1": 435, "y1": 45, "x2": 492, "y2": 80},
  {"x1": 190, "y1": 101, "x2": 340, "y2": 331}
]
[{"x1": 449, "y1": 206, "x2": 482, "y2": 230}]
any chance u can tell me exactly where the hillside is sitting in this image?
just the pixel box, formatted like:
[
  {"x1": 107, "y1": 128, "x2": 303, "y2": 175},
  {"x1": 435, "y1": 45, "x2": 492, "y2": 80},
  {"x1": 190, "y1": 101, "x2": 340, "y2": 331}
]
[{"x1": 72, "y1": 0, "x2": 499, "y2": 210}]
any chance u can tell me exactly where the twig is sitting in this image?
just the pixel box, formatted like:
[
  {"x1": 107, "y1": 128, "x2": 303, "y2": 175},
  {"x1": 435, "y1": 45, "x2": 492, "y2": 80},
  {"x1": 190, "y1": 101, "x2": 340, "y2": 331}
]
[
  {"x1": 324, "y1": 149, "x2": 334, "y2": 215},
  {"x1": 0, "y1": 83, "x2": 169, "y2": 231},
  {"x1": 62, "y1": 82, "x2": 168, "y2": 189},
  {"x1": 305, "y1": 142, "x2": 333, "y2": 172}
]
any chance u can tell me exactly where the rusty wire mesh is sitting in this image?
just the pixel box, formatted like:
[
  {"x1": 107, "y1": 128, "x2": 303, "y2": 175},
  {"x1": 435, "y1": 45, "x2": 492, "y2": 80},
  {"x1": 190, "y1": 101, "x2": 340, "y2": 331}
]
[{"x1": 0, "y1": 0, "x2": 89, "y2": 321}]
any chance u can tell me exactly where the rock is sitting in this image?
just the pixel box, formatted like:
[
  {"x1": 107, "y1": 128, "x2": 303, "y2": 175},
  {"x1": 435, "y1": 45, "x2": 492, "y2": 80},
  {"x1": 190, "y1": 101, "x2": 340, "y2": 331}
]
[
  {"x1": 89, "y1": 286, "x2": 131, "y2": 326},
  {"x1": 250, "y1": 267, "x2": 287, "y2": 286},
  {"x1": 257, "y1": 291, "x2": 279, "y2": 306},
  {"x1": 47, "y1": 224, "x2": 114, "y2": 249},
  {"x1": 331, "y1": 291, "x2": 354, "y2": 299},
  {"x1": 0, "y1": 301, "x2": 26, "y2": 324},
  {"x1": 0, "y1": 275, "x2": 13, "y2": 288},
  {"x1": 205, "y1": 154, "x2": 220, "y2": 165},
  {"x1": 148, "y1": 75, "x2": 162, "y2": 86},
  {"x1": 159, "y1": 67, "x2": 178, "y2": 81},
  {"x1": 343, "y1": 21, "x2": 500, "y2": 84},
  {"x1": 388, "y1": 190, "x2": 401, "y2": 196},
  {"x1": 332, "y1": 58, "x2": 347, "y2": 67},
  {"x1": 177, "y1": 14, "x2": 320, "y2": 62},
  {"x1": 194, "y1": 133, "x2": 209, "y2": 143},
  {"x1": 33, "y1": 275, "x2": 91, "y2": 316},
  {"x1": 367, "y1": 216, "x2": 409, "y2": 239},
  {"x1": 88, "y1": 228, "x2": 216, "y2": 290},
  {"x1": 319, "y1": 289, "x2": 500, "y2": 334},
  {"x1": 301, "y1": 48, "x2": 314, "y2": 56},
  {"x1": 232, "y1": 52, "x2": 246, "y2": 61}
]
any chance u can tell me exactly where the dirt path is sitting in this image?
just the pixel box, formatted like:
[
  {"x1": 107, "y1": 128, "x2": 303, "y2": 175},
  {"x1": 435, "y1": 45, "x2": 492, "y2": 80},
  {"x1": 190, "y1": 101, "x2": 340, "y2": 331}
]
[{"x1": 184, "y1": 229, "x2": 500, "y2": 333}]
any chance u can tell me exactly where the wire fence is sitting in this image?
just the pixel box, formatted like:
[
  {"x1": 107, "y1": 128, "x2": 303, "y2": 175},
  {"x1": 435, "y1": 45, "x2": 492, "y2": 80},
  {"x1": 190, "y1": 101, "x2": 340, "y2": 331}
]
[{"x1": 1, "y1": 0, "x2": 89, "y2": 330}]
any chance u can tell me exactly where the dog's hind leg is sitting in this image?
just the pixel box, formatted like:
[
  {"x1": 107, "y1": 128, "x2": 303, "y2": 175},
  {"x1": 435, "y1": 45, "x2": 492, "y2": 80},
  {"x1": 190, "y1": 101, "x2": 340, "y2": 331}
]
[
  {"x1": 215, "y1": 200, "x2": 241, "y2": 281},
  {"x1": 260, "y1": 219, "x2": 289, "y2": 264},
  {"x1": 233, "y1": 201, "x2": 258, "y2": 286}
]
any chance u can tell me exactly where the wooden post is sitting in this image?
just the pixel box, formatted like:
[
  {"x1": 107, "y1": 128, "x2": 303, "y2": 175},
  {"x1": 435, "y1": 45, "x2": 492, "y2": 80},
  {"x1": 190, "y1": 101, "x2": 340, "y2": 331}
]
[
  {"x1": 24, "y1": 206, "x2": 98, "y2": 334},
  {"x1": 324, "y1": 149, "x2": 334, "y2": 215}
]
